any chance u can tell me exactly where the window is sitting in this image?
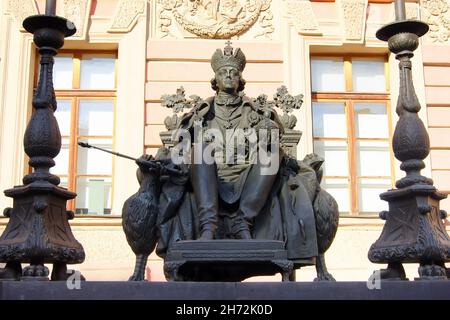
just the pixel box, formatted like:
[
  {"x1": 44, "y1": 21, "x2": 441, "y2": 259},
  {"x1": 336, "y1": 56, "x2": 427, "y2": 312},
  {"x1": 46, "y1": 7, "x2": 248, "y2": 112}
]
[
  {"x1": 37, "y1": 52, "x2": 117, "y2": 215},
  {"x1": 311, "y1": 56, "x2": 393, "y2": 215}
]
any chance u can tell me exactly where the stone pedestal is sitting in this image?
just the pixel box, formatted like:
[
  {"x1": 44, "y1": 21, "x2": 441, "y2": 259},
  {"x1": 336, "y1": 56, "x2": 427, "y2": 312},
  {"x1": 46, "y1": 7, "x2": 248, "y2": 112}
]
[
  {"x1": 164, "y1": 240, "x2": 294, "y2": 282},
  {"x1": 2, "y1": 281, "x2": 450, "y2": 300}
]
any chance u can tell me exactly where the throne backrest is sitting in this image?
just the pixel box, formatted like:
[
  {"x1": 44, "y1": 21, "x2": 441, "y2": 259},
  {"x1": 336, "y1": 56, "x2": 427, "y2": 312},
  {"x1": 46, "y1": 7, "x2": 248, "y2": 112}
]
[{"x1": 158, "y1": 86, "x2": 304, "y2": 159}]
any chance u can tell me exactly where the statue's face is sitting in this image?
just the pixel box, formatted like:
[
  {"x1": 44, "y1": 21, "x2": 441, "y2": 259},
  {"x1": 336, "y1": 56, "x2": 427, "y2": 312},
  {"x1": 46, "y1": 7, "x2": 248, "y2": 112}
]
[{"x1": 215, "y1": 66, "x2": 240, "y2": 94}]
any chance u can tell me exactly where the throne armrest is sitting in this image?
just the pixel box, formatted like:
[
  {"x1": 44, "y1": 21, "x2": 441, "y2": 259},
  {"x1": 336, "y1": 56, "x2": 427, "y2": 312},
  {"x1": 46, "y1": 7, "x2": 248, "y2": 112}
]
[{"x1": 281, "y1": 129, "x2": 302, "y2": 159}]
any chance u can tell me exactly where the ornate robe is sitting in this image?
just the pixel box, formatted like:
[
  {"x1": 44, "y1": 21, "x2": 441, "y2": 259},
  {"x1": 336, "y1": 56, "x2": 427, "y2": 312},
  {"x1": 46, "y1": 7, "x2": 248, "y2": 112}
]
[{"x1": 180, "y1": 95, "x2": 283, "y2": 205}]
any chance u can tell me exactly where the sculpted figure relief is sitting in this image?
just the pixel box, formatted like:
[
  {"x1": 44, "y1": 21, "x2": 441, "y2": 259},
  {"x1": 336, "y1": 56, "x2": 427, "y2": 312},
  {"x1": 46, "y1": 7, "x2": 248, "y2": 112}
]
[
  {"x1": 195, "y1": 0, "x2": 243, "y2": 25},
  {"x1": 122, "y1": 43, "x2": 339, "y2": 282},
  {"x1": 159, "y1": 0, "x2": 273, "y2": 39}
]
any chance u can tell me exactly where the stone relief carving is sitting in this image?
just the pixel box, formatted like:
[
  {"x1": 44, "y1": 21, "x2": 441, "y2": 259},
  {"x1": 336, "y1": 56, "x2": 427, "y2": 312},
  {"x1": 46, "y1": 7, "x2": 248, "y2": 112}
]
[
  {"x1": 158, "y1": 0, "x2": 176, "y2": 38},
  {"x1": 406, "y1": 3, "x2": 419, "y2": 20},
  {"x1": 7, "y1": 0, "x2": 38, "y2": 31},
  {"x1": 63, "y1": 0, "x2": 91, "y2": 39},
  {"x1": 285, "y1": 0, "x2": 321, "y2": 35},
  {"x1": 109, "y1": 0, "x2": 146, "y2": 33},
  {"x1": 337, "y1": 0, "x2": 368, "y2": 42},
  {"x1": 421, "y1": 0, "x2": 450, "y2": 43},
  {"x1": 254, "y1": 5, "x2": 274, "y2": 39},
  {"x1": 157, "y1": 0, "x2": 273, "y2": 39}
]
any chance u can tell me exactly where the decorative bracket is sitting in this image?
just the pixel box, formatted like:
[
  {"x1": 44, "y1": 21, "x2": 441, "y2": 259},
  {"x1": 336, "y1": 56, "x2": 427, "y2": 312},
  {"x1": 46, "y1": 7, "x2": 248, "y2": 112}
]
[
  {"x1": 284, "y1": 0, "x2": 322, "y2": 36},
  {"x1": 337, "y1": 0, "x2": 368, "y2": 43},
  {"x1": 109, "y1": 0, "x2": 147, "y2": 33},
  {"x1": 6, "y1": 0, "x2": 38, "y2": 32},
  {"x1": 62, "y1": 0, "x2": 92, "y2": 40}
]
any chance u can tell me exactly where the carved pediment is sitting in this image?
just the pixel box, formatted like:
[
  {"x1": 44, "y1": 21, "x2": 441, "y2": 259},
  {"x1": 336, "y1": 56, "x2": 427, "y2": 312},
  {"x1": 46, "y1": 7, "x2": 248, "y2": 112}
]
[{"x1": 157, "y1": 0, "x2": 273, "y2": 39}]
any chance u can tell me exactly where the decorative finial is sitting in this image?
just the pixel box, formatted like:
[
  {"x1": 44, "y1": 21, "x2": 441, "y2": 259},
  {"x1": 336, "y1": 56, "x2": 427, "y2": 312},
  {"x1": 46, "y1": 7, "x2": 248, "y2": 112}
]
[{"x1": 224, "y1": 40, "x2": 233, "y2": 56}]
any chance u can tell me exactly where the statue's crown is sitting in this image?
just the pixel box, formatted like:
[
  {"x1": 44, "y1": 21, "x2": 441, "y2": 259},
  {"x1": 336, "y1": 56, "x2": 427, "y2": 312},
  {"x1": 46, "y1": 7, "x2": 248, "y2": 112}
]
[{"x1": 211, "y1": 43, "x2": 246, "y2": 73}]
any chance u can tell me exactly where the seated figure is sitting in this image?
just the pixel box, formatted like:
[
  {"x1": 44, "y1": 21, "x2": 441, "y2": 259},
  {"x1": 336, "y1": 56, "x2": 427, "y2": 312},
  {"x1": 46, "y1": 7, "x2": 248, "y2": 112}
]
[{"x1": 122, "y1": 43, "x2": 339, "y2": 282}]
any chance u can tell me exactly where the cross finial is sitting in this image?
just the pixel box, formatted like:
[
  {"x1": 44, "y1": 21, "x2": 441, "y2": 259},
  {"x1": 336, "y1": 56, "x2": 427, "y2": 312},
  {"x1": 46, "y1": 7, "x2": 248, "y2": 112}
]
[{"x1": 224, "y1": 40, "x2": 233, "y2": 56}]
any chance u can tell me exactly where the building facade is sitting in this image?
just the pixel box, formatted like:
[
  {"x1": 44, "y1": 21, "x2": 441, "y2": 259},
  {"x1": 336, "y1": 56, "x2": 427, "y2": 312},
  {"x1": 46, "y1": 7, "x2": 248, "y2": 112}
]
[{"x1": 0, "y1": 0, "x2": 449, "y2": 281}]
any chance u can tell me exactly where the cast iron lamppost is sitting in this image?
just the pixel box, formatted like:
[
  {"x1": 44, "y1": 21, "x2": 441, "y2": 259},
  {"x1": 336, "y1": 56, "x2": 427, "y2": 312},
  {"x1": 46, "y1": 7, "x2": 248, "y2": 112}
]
[
  {"x1": 368, "y1": 0, "x2": 450, "y2": 280},
  {"x1": 0, "y1": 0, "x2": 85, "y2": 281}
]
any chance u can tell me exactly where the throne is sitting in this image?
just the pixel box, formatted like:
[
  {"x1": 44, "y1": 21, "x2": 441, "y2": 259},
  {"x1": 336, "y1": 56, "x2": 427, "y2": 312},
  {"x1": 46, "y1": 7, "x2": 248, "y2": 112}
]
[{"x1": 158, "y1": 87, "x2": 306, "y2": 281}]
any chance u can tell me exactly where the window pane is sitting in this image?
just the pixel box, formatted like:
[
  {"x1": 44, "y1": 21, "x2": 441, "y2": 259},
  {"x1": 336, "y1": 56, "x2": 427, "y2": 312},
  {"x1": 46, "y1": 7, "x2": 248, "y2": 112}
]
[
  {"x1": 53, "y1": 56, "x2": 73, "y2": 89},
  {"x1": 75, "y1": 177, "x2": 112, "y2": 215},
  {"x1": 321, "y1": 178, "x2": 349, "y2": 213},
  {"x1": 358, "y1": 178, "x2": 391, "y2": 213},
  {"x1": 313, "y1": 102, "x2": 347, "y2": 138},
  {"x1": 352, "y1": 60, "x2": 386, "y2": 93},
  {"x1": 314, "y1": 140, "x2": 348, "y2": 176},
  {"x1": 51, "y1": 138, "x2": 70, "y2": 175},
  {"x1": 357, "y1": 140, "x2": 391, "y2": 176},
  {"x1": 77, "y1": 138, "x2": 113, "y2": 175},
  {"x1": 311, "y1": 59, "x2": 345, "y2": 92},
  {"x1": 80, "y1": 55, "x2": 115, "y2": 89},
  {"x1": 55, "y1": 100, "x2": 71, "y2": 136},
  {"x1": 60, "y1": 177, "x2": 68, "y2": 189},
  {"x1": 78, "y1": 100, "x2": 114, "y2": 136},
  {"x1": 354, "y1": 103, "x2": 389, "y2": 138}
]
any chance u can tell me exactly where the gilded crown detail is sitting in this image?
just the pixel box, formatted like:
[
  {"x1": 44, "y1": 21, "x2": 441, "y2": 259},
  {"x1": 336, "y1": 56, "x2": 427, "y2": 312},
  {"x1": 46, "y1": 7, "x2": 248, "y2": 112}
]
[{"x1": 211, "y1": 43, "x2": 246, "y2": 73}]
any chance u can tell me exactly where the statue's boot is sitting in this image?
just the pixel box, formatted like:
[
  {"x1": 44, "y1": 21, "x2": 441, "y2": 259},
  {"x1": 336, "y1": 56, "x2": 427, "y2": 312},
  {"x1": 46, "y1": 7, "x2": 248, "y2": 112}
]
[
  {"x1": 235, "y1": 160, "x2": 280, "y2": 239},
  {"x1": 232, "y1": 213, "x2": 252, "y2": 239},
  {"x1": 191, "y1": 162, "x2": 219, "y2": 240}
]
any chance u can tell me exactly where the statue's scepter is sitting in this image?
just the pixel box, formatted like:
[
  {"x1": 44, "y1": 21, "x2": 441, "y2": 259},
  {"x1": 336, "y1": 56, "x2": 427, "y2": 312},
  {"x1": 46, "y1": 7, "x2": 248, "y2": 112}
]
[{"x1": 77, "y1": 142, "x2": 182, "y2": 176}]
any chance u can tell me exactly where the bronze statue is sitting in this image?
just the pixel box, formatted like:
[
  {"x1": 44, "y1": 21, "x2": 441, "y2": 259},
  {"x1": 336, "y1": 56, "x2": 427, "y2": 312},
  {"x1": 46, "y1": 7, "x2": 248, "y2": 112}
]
[
  {"x1": 179, "y1": 44, "x2": 283, "y2": 241},
  {"x1": 121, "y1": 43, "x2": 339, "y2": 282}
]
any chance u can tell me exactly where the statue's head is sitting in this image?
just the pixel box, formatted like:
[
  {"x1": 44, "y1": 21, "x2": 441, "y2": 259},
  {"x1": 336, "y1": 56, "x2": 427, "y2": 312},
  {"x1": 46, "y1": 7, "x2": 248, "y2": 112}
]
[{"x1": 211, "y1": 43, "x2": 246, "y2": 94}]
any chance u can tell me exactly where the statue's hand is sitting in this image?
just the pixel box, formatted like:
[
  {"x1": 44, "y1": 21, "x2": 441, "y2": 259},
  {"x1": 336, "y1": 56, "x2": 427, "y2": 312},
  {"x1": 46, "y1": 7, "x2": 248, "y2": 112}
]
[
  {"x1": 284, "y1": 157, "x2": 300, "y2": 174},
  {"x1": 135, "y1": 154, "x2": 156, "y2": 173},
  {"x1": 164, "y1": 163, "x2": 189, "y2": 185}
]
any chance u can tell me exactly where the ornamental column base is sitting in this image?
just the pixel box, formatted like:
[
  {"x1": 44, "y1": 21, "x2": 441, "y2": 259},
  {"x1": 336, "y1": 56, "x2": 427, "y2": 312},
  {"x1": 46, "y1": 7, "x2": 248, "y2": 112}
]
[
  {"x1": 0, "y1": 181, "x2": 85, "y2": 281},
  {"x1": 368, "y1": 184, "x2": 450, "y2": 281}
]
